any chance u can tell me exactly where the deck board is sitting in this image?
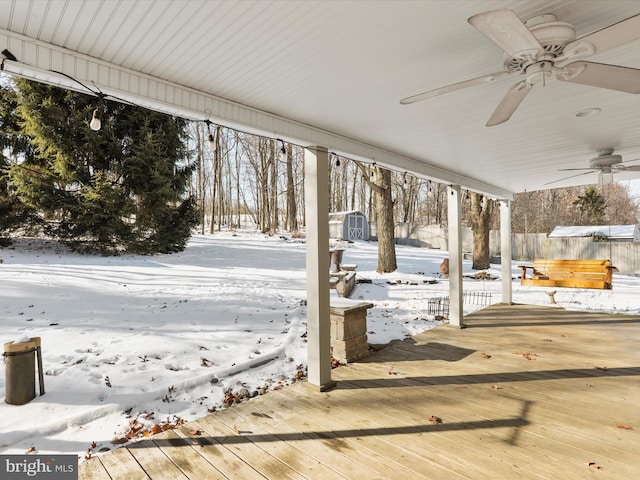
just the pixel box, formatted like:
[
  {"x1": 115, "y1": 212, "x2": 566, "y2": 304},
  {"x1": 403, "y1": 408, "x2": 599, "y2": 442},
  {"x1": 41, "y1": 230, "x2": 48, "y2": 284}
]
[{"x1": 81, "y1": 304, "x2": 640, "y2": 480}]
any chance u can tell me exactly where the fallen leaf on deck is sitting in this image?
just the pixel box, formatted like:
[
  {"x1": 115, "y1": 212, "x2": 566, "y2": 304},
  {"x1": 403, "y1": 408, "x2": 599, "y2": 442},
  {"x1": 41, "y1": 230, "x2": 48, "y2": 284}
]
[
  {"x1": 481, "y1": 352, "x2": 491, "y2": 359},
  {"x1": 111, "y1": 437, "x2": 128, "y2": 445},
  {"x1": 26, "y1": 446, "x2": 36, "y2": 453},
  {"x1": 233, "y1": 424, "x2": 240, "y2": 435},
  {"x1": 514, "y1": 351, "x2": 538, "y2": 360},
  {"x1": 617, "y1": 424, "x2": 633, "y2": 430},
  {"x1": 388, "y1": 366, "x2": 397, "y2": 375},
  {"x1": 428, "y1": 416, "x2": 443, "y2": 424},
  {"x1": 189, "y1": 429, "x2": 202, "y2": 435},
  {"x1": 587, "y1": 461, "x2": 603, "y2": 470},
  {"x1": 595, "y1": 366, "x2": 608, "y2": 371},
  {"x1": 330, "y1": 357, "x2": 345, "y2": 369},
  {"x1": 492, "y1": 384, "x2": 500, "y2": 390}
]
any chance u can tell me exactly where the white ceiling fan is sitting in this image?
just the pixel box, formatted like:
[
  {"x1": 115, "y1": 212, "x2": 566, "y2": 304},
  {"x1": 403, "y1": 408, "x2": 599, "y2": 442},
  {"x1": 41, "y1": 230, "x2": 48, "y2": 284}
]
[
  {"x1": 546, "y1": 148, "x2": 640, "y2": 186},
  {"x1": 400, "y1": 9, "x2": 640, "y2": 126}
]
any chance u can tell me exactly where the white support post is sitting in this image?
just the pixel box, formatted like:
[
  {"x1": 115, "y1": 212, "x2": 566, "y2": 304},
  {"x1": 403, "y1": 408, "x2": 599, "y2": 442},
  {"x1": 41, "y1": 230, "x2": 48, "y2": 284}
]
[
  {"x1": 304, "y1": 146, "x2": 335, "y2": 391},
  {"x1": 500, "y1": 199, "x2": 513, "y2": 305},
  {"x1": 447, "y1": 185, "x2": 464, "y2": 328}
]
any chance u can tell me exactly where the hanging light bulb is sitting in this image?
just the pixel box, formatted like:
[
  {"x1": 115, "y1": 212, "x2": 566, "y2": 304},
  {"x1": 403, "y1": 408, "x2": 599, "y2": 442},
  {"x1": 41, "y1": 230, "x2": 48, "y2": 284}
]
[
  {"x1": 278, "y1": 140, "x2": 287, "y2": 162},
  {"x1": 336, "y1": 157, "x2": 341, "y2": 167},
  {"x1": 205, "y1": 120, "x2": 215, "y2": 150},
  {"x1": 89, "y1": 108, "x2": 101, "y2": 131}
]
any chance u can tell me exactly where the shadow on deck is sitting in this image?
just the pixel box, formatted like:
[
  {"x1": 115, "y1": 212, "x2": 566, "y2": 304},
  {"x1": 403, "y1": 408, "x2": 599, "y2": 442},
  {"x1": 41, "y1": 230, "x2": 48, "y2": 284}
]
[{"x1": 81, "y1": 304, "x2": 640, "y2": 480}]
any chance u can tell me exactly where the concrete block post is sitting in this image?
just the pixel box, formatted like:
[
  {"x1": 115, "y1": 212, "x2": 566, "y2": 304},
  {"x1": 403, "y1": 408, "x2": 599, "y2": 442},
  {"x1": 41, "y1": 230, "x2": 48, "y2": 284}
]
[{"x1": 330, "y1": 299, "x2": 373, "y2": 362}]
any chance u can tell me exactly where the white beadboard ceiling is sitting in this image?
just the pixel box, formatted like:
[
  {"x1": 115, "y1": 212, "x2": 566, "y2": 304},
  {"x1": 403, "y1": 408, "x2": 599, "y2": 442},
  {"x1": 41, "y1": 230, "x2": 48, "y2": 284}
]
[{"x1": 2, "y1": 0, "x2": 640, "y2": 198}]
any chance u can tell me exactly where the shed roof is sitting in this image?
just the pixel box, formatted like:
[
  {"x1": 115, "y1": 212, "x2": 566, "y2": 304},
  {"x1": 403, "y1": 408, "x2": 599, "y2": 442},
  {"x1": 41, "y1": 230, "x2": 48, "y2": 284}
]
[{"x1": 549, "y1": 225, "x2": 639, "y2": 238}]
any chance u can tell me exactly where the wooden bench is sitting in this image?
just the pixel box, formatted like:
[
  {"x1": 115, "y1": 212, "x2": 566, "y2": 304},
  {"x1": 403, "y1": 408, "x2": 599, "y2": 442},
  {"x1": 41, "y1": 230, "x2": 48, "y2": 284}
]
[{"x1": 518, "y1": 259, "x2": 616, "y2": 290}]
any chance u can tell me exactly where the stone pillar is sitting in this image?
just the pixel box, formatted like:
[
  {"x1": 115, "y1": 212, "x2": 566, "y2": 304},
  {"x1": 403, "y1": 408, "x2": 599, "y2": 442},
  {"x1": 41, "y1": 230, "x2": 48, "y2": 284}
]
[{"x1": 330, "y1": 299, "x2": 373, "y2": 362}]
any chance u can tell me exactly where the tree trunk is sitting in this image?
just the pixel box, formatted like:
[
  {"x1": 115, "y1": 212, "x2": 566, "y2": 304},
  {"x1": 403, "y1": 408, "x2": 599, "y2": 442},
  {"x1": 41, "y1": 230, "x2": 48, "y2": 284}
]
[
  {"x1": 195, "y1": 124, "x2": 206, "y2": 234},
  {"x1": 285, "y1": 143, "x2": 298, "y2": 233},
  {"x1": 375, "y1": 167, "x2": 397, "y2": 273},
  {"x1": 471, "y1": 192, "x2": 493, "y2": 270},
  {"x1": 270, "y1": 139, "x2": 278, "y2": 233},
  {"x1": 216, "y1": 125, "x2": 224, "y2": 231},
  {"x1": 355, "y1": 162, "x2": 397, "y2": 273},
  {"x1": 258, "y1": 137, "x2": 271, "y2": 233},
  {"x1": 209, "y1": 125, "x2": 221, "y2": 234}
]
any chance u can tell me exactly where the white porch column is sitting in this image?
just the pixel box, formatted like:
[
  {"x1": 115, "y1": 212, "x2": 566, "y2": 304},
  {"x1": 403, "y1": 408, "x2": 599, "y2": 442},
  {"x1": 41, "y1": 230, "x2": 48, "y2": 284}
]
[
  {"x1": 500, "y1": 199, "x2": 513, "y2": 305},
  {"x1": 447, "y1": 185, "x2": 464, "y2": 328},
  {"x1": 304, "y1": 146, "x2": 335, "y2": 391}
]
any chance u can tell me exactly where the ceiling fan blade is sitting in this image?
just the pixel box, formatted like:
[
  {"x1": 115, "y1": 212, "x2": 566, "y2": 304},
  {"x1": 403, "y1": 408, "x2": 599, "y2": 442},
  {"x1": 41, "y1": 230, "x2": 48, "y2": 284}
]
[
  {"x1": 400, "y1": 71, "x2": 512, "y2": 105},
  {"x1": 557, "y1": 168, "x2": 596, "y2": 171},
  {"x1": 468, "y1": 9, "x2": 543, "y2": 59},
  {"x1": 616, "y1": 165, "x2": 640, "y2": 172},
  {"x1": 486, "y1": 80, "x2": 532, "y2": 126},
  {"x1": 544, "y1": 170, "x2": 597, "y2": 186},
  {"x1": 558, "y1": 61, "x2": 640, "y2": 93},
  {"x1": 564, "y1": 13, "x2": 640, "y2": 57}
]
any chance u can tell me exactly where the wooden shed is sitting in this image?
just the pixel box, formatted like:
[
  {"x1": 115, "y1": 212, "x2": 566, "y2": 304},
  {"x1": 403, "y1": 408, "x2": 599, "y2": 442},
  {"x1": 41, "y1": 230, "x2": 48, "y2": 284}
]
[{"x1": 329, "y1": 210, "x2": 369, "y2": 241}]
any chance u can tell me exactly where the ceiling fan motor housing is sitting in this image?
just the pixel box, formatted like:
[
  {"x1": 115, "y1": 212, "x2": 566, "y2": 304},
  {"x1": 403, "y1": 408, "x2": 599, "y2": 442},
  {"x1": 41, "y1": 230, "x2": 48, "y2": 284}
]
[
  {"x1": 589, "y1": 150, "x2": 622, "y2": 169},
  {"x1": 503, "y1": 15, "x2": 576, "y2": 72}
]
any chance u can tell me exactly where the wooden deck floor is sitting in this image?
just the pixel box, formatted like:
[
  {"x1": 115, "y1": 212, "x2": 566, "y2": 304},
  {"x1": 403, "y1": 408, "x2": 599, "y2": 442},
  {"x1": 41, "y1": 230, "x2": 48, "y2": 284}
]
[{"x1": 80, "y1": 304, "x2": 640, "y2": 480}]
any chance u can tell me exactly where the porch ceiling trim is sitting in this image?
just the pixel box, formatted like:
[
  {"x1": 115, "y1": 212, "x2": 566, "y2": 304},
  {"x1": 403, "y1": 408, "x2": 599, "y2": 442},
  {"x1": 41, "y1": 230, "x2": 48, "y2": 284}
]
[{"x1": 0, "y1": 28, "x2": 513, "y2": 200}]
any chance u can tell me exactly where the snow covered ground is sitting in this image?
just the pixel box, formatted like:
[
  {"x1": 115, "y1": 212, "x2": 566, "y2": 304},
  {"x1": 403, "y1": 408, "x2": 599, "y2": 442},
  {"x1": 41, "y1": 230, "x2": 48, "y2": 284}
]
[{"x1": 1, "y1": 230, "x2": 638, "y2": 460}]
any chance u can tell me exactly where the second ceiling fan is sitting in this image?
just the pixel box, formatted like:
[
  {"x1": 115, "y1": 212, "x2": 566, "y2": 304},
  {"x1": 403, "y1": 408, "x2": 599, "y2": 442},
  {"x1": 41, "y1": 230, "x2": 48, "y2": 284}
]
[
  {"x1": 400, "y1": 9, "x2": 640, "y2": 126},
  {"x1": 546, "y1": 149, "x2": 640, "y2": 187}
]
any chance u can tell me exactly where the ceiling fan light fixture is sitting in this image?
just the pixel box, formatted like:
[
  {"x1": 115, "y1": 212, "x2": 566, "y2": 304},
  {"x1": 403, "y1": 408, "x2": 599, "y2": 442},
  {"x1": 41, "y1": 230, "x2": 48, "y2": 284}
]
[
  {"x1": 600, "y1": 170, "x2": 613, "y2": 185},
  {"x1": 575, "y1": 107, "x2": 601, "y2": 118}
]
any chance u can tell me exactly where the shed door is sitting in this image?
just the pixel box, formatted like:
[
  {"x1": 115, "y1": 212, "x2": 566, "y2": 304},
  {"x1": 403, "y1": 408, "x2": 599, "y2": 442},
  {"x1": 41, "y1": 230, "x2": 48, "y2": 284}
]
[{"x1": 347, "y1": 214, "x2": 364, "y2": 240}]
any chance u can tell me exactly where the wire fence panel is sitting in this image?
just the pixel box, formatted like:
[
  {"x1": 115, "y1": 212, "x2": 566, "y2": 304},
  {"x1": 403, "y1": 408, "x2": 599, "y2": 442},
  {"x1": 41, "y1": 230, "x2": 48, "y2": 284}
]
[{"x1": 427, "y1": 291, "x2": 492, "y2": 319}]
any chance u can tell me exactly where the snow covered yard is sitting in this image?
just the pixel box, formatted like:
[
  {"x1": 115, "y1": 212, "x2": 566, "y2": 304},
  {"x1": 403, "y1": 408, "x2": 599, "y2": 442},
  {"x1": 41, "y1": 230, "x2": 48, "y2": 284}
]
[{"x1": 1, "y1": 230, "x2": 638, "y2": 460}]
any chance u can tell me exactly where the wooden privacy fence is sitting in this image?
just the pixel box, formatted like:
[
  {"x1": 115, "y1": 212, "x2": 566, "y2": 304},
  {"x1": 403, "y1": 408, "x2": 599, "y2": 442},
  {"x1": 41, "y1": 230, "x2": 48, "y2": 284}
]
[
  {"x1": 369, "y1": 224, "x2": 640, "y2": 275},
  {"x1": 510, "y1": 234, "x2": 640, "y2": 274}
]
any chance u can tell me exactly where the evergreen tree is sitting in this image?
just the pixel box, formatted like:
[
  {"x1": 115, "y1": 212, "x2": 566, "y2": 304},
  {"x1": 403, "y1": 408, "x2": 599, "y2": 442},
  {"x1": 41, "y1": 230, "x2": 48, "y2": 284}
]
[
  {"x1": 8, "y1": 79, "x2": 198, "y2": 253},
  {"x1": 573, "y1": 186, "x2": 606, "y2": 225},
  {"x1": 0, "y1": 79, "x2": 39, "y2": 236}
]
